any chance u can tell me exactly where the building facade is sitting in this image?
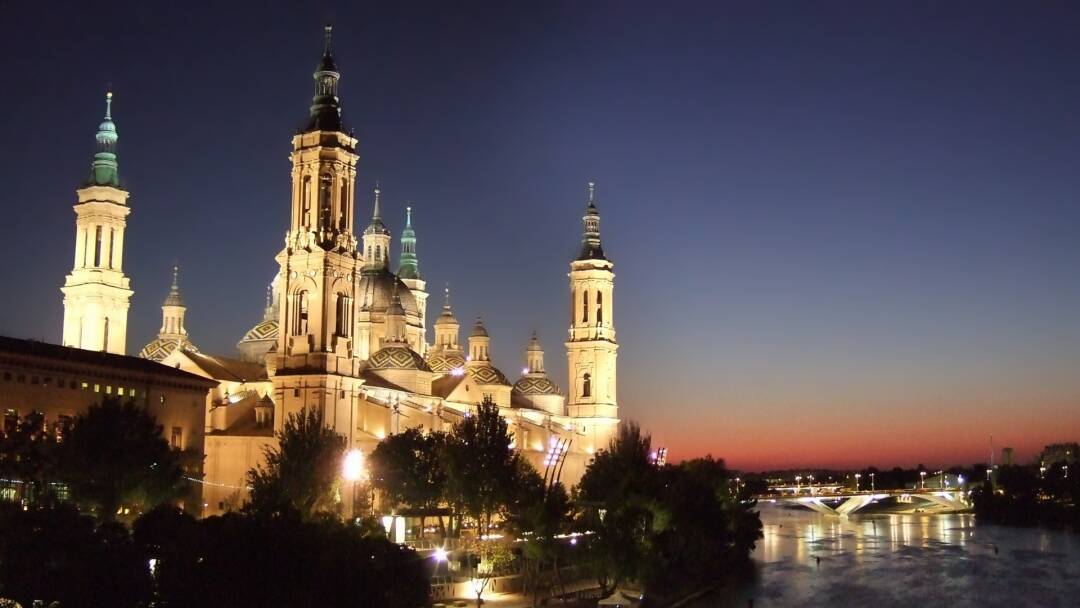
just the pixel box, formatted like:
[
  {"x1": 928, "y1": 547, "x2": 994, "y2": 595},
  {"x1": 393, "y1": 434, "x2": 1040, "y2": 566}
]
[{"x1": 48, "y1": 27, "x2": 622, "y2": 516}]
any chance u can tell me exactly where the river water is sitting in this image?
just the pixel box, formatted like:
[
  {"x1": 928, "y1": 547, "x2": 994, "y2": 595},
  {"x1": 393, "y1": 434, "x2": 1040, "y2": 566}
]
[{"x1": 702, "y1": 502, "x2": 1080, "y2": 607}]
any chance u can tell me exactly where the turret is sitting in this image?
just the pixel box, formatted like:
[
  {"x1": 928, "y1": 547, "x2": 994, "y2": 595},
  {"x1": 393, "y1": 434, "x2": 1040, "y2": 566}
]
[
  {"x1": 362, "y1": 185, "x2": 391, "y2": 270},
  {"x1": 433, "y1": 284, "x2": 461, "y2": 351},
  {"x1": 468, "y1": 317, "x2": 490, "y2": 362},
  {"x1": 61, "y1": 91, "x2": 133, "y2": 354}
]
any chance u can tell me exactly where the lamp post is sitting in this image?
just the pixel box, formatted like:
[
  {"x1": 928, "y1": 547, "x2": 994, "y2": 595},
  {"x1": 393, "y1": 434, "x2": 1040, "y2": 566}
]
[
  {"x1": 855, "y1": 473, "x2": 861, "y2": 492},
  {"x1": 343, "y1": 449, "x2": 365, "y2": 521},
  {"x1": 808, "y1": 474, "x2": 815, "y2": 495},
  {"x1": 795, "y1": 475, "x2": 802, "y2": 494},
  {"x1": 920, "y1": 471, "x2": 926, "y2": 490},
  {"x1": 870, "y1": 472, "x2": 875, "y2": 492}
]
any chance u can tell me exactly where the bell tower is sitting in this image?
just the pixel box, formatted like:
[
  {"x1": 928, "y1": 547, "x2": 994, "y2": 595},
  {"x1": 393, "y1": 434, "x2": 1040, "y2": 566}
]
[
  {"x1": 565, "y1": 182, "x2": 618, "y2": 420},
  {"x1": 61, "y1": 91, "x2": 132, "y2": 354},
  {"x1": 273, "y1": 26, "x2": 364, "y2": 435}
]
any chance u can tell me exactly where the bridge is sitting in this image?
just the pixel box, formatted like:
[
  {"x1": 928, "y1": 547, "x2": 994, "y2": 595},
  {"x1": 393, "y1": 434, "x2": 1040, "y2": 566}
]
[{"x1": 760, "y1": 489, "x2": 971, "y2": 517}]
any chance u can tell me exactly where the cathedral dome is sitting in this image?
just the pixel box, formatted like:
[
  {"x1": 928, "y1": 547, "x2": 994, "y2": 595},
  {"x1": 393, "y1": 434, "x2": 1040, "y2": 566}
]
[
  {"x1": 513, "y1": 376, "x2": 561, "y2": 396},
  {"x1": 357, "y1": 270, "x2": 419, "y2": 316},
  {"x1": 426, "y1": 350, "x2": 466, "y2": 373},
  {"x1": 368, "y1": 345, "x2": 431, "y2": 371},
  {"x1": 237, "y1": 318, "x2": 278, "y2": 363},
  {"x1": 466, "y1": 365, "x2": 510, "y2": 386},
  {"x1": 139, "y1": 337, "x2": 198, "y2": 363}
]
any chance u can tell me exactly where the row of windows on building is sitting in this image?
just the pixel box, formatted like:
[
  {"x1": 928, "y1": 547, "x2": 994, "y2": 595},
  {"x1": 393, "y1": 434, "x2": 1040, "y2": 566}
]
[
  {"x1": 1, "y1": 370, "x2": 140, "y2": 398},
  {"x1": 2, "y1": 407, "x2": 186, "y2": 450}
]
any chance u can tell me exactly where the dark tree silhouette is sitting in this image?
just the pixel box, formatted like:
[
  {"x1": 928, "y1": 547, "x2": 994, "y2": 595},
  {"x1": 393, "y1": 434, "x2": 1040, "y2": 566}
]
[
  {"x1": 370, "y1": 426, "x2": 447, "y2": 537},
  {"x1": 246, "y1": 407, "x2": 347, "y2": 520},
  {"x1": 57, "y1": 397, "x2": 184, "y2": 520},
  {"x1": 442, "y1": 397, "x2": 522, "y2": 538}
]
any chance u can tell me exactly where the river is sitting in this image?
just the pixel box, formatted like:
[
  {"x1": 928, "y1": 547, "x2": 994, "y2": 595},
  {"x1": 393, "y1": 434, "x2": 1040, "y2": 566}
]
[{"x1": 699, "y1": 501, "x2": 1080, "y2": 607}]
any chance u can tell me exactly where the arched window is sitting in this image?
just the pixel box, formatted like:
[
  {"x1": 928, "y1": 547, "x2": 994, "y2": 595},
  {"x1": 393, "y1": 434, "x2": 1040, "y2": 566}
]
[
  {"x1": 294, "y1": 291, "x2": 309, "y2": 335},
  {"x1": 376, "y1": 245, "x2": 382, "y2": 261},
  {"x1": 335, "y1": 293, "x2": 350, "y2": 337},
  {"x1": 582, "y1": 373, "x2": 591, "y2": 398},
  {"x1": 582, "y1": 290, "x2": 589, "y2": 323},
  {"x1": 339, "y1": 180, "x2": 349, "y2": 230},
  {"x1": 318, "y1": 174, "x2": 332, "y2": 231},
  {"x1": 301, "y1": 176, "x2": 312, "y2": 228},
  {"x1": 102, "y1": 318, "x2": 109, "y2": 351},
  {"x1": 596, "y1": 291, "x2": 603, "y2": 325},
  {"x1": 94, "y1": 226, "x2": 103, "y2": 267}
]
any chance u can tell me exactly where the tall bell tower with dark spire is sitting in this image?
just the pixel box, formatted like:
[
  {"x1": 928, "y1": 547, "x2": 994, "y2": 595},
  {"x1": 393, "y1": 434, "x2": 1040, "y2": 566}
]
[
  {"x1": 566, "y1": 182, "x2": 619, "y2": 450},
  {"x1": 273, "y1": 26, "x2": 364, "y2": 435},
  {"x1": 61, "y1": 92, "x2": 133, "y2": 354}
]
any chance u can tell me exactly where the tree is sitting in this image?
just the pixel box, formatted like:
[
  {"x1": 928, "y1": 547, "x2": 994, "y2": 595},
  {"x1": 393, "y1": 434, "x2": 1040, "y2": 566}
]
[
  {"x1": 508, "y1": 473, "x2": 572, "y2": 606},
  {"x1": 0, "y1": 411, "x2": 59, "y2": 507},
  {"x1": 0, "y1": 502, "x2": 151, "y2": 608},
  {"x1": 442, "y1": 398, "x2": 521, "y2": 538},
  {"x1": 370, "y1": 427, "x2": 447, "y2": 536},
  {"x1": 56, "y1": 397, "x2": 184, "y2": 521},
  {"x1": 246, "y1": 407, "x2": 347, "y2": 520},
  {"x1": 577, "y1": 422, "x2": 658, "y2": 597}
]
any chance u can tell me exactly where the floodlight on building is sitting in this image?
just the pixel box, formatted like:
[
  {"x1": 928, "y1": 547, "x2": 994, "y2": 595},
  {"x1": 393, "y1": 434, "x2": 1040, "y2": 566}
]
[{"x1": 343, "y1": 449, "x2": 364, "y2": 481}]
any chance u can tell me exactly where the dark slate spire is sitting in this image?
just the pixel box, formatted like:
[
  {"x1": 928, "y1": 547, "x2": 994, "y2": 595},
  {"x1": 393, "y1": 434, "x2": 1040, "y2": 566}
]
[
  {"x1": 397, "y1": 205, "x2": 420, "y2": 279},
  {"x1": 306, "y1": 25, "x2": 343, "y2": 133},
  {"x1": 577, "y1": 181, "x2": 606, "y2": 261},
  {"x1": 87, "y1": 91, "x2": 120, "y2": 187},
  {"x1": 364, "y1": 184, "x2": 389, "y2": 236}
]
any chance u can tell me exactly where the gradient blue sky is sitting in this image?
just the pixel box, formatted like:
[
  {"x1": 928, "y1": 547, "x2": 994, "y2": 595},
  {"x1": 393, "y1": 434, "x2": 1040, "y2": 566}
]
[{"x1": 2, "y1": 1, "x2": 1079, "y2": 470}]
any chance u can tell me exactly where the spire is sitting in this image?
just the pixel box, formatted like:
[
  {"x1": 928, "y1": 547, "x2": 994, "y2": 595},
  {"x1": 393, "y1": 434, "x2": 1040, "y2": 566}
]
[
  {"x1": 577, "y1": 180, "x2": 606, "y2": 261},
  {"x1": 436, "y1": 283, "x2": 457, "y2": 323},
  {"x1": 525, "y1": 330, "x2": 545, "y2": 374},
  {"x1": 163, "y1": 264, "x2": 184, "y2": 307},
  {"x1": 306, "y1": 24, "x2": 343, "y2": 133},
  {"x1": 398, "y1": 205, "x2": 420, "y2": 279},
  {"x1": 364, "y1": 184, "x2": 389, "y2": 235},
  {"x1": 87, "y1": 91, "x2": 120, "y2": 187},
  {"x1": 385, "y1": 282, "x2": 407, "y2": 343},
  {"x1": 262, "y1": 284, "x2": 275, "y2": 321}
]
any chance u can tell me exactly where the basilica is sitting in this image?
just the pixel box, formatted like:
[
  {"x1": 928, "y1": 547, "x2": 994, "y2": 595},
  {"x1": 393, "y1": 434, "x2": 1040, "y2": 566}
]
[{"x1": 58, "y1": 27, "x2": 619, "y2": 515}]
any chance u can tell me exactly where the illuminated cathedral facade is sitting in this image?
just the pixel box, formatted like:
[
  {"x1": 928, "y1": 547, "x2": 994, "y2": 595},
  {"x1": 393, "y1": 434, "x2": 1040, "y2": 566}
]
[{"x1": 61, "y1": 28, "x2": 620, "y2": 515}]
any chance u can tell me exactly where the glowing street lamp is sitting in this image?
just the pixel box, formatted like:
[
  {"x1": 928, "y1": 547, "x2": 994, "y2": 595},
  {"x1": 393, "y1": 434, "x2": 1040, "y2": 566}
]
[
  {"x1": 920, "y1": 471, "x2": 927, "y2": 489},
  {"x1": 869, "y1": 472, "x2": 875, "y2": 491},
  {"x1": 795, "y1": 475, "x2": 802, "y2": 494},
  {"x1": 855, "y1": 473, "x2": 861, "y2": 492},
  {"x1": 433, "y1": 547, "x2": 449, "y2": 563},
  {"x1": 343, "y1": 449, "x2": 365, "y2": 520}
]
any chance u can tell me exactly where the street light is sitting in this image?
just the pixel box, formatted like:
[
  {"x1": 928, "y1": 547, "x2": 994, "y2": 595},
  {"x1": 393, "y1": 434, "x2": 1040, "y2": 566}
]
[
  {"x1": 920, "y1": 471, "x2": 926, "y2": 490},
  {"x1": 869, "y1": 472, "x2": 875, "y2": 491},
  {"x1": 343, "y1": 449, "x2": 365, "y2": 520},
  {"x1": 855, "y1": 473, "x2": 861, "y2": 492},
  {"x1": 795, "y1": 475, "x2": 802, "y2": 494}
]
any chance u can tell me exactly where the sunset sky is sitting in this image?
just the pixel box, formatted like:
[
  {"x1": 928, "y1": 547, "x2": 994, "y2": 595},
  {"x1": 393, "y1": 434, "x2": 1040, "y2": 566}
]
[{"x1": 1, "y1": 1, "x2": 1078, "y2": 470}]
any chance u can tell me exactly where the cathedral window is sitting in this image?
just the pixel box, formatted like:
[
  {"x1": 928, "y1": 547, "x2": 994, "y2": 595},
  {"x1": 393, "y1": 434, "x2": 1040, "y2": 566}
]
[
  {"x1": 94, "y1": 226, "x2": 103, "y2": 267},
  {"x1": 318, "y1": 174, "x2": 332, "y2": 231},
  {"x1": 582, "y1": 373, "x2": 592, "y2": 398},
  {"x1": 103, "y1": 318, "x2": 109, "y2": 350},
  {"x1": 301, "y1": 176, "x2": 312, "y2": 228},
  {"x1": 376, "y1": 245, "x2": 382, "y2": 262},
  {"x1": 295, "y1": 291, "x2": 309, "y2": 335},
  {"x1": 106, "y1": 228, "x2": 114, "y2": 269},
  {"x1": 335, "y1": 293, "x2": 350, "y2": 337},
  {"x1": 582, "y1": 290, "x2": 589, "y2": 323},
  {"x1": 339, "y1": 180, "x2": 349, "y2": 230},
  {"x1": 596, "y1": 291, "x2": 603, "y2": 325}
]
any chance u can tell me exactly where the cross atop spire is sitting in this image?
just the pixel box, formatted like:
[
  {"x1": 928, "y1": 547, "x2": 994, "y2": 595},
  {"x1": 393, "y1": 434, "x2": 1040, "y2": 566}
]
[{"x1": 323, "y1": 24, "x2": 333, "y2": 56}]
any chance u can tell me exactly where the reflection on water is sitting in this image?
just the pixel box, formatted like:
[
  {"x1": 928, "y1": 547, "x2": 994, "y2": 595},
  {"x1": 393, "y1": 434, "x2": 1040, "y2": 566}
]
[{"x1": 704, "y1": 502, "x2": 1080, "y2": 607}]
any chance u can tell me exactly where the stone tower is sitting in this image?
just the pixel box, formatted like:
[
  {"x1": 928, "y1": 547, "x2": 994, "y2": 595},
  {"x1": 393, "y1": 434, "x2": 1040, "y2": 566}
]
[
  {"x1": 397, "y1": 206, "x2": 428, "y2": 353},
  {"x1": 272, "y1": 26, "x2": 364, "y2": 434},
  {"x1": 61, "y1": 92, "x2": 132, "y2": 354},
  {"x1": 565, "y1": 182, "x2": 618, "y2": 420},
  {"x1": 138, "y1": 265, "x2": 198, "y2": 361}
]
